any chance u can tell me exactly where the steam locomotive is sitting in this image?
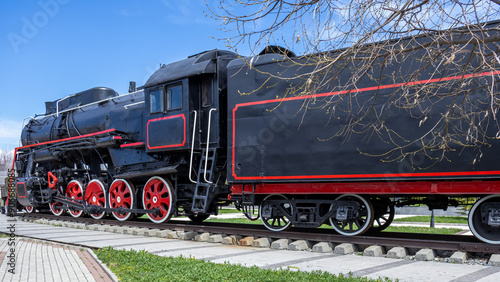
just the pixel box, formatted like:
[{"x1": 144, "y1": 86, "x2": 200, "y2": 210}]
[{"x1": 11, "y1": 23, "x2": 500, "y2": 244}]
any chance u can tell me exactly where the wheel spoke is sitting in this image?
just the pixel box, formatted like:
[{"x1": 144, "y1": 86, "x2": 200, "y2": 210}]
[
  {"x1": 353, "y1": 221, "x2": 359, "y2": 229},
  {"x1": 118, "y1": 183, "x2": 125, "y2": 194},
  {"x1": 282, "y1": 218, "x2": 287, "y2": 226}
]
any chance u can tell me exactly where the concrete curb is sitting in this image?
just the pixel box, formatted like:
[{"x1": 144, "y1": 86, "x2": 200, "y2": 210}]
[{"x1": 86, "y1": 248, "x2": 120, "y2": 282}]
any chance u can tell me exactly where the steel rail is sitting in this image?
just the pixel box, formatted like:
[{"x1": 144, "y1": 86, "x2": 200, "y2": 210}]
[{"x1": 19, "y1": 213, "x2": 500, "y2": 254}]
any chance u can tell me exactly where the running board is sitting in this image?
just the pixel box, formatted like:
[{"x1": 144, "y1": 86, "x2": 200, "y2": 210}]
[{"x1": 114, "y1": 165, "x2": 178, "y2": 179}]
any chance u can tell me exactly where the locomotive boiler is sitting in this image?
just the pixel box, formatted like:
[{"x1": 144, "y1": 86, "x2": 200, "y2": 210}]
[{"x1": 11, "y1": 23, "x2": 500, "y2": 244}]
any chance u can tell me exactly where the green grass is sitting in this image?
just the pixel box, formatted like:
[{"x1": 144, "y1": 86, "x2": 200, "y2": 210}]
[
  {"x1": 0, "y1": 233, "x2": 8, "y2": 238},
  {"x1": 381, "y1": 226, "x2": 463, "y2": 234},
  {"x1": 394, "y1": 216, "x2": 467, "y2": 224},
  {"x1": 142, "y1": 212, "x2": 467, "y2": 234},
  {"x1": 95, "y1": 247, "x2": 392, "y2": 282},
  {"x1": 217, "y1": 208, "x2": 241, "y2": 214},
  {"x1": 137, "y1": 207, "x2": 242, "y2": 220},
  {"x1": 206, "y1": 217, "x2": 260, "y2": 224}
]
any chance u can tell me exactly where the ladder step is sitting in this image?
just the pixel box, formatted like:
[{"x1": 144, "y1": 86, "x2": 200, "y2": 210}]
[{"x1": 191, "y1": 148, "x2": 218, "y2": 213}]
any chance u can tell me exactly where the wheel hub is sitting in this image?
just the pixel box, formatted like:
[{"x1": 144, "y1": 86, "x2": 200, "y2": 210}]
[
  {"x1": 488, "y1": 209, "x2": 500, "y2": 227},
  {"x1": 335, "y1": 206, "x2": 349, "y2": 221},
  {"x1": 117, "y1": 196, "x2": 121, "y2": 203},
  {"x1": 93, "y1": 196, "x2": 97, "y2": 203},
  {"x1": 153, "y1": 196, "x2": 158, "y2": 204}
]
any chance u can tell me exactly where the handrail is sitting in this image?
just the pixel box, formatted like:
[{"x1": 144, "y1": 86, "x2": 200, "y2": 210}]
[
  {"x1": 56, "y1": 94, "x2": 74, "y2": 117},
  {"x1": 20, "y1": 116, "x2": 34, "y2": 146},
  {"x1": 188, "y1": 110, "x2": 198, "y2": 184},
  {"x1": 123, "y1": 101, "x2": 145, "y2": 109},
  {"x1": 204, "y1": 108, "x2": 217, "y2": 184},
  {"x1": 36, "y1": 90, "x2": 144, "y2": 120}
]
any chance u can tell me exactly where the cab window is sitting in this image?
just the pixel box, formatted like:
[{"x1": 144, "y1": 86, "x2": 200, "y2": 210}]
[
  {"x1": 150, "y1": 88, "x2": 164, "y2": 113},
  {"x1": 201, "y1": 78, "x2": 212, "y2": 107},
  {"x1": 167, "y1": 85, "x2": 182, "y2": 110}
]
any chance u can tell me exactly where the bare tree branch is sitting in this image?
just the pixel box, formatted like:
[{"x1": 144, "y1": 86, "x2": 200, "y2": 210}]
[{"x1": 209, "y1": 1, "x2": 500, "y2": 169}]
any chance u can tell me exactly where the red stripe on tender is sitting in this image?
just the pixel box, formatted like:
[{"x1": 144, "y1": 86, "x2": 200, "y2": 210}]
[
  {"x1": 232, "y1": 105, "x2": 238, "y2": 179},
  {"x1": 233, "y1": 170, "x2": 500, "y2": 181},
  {"x1": 232, "y1": 70, "x2": 500, "y2": 181},
  {"x1": 231, "y1": 180, "x2": 500, "y2": 195}
]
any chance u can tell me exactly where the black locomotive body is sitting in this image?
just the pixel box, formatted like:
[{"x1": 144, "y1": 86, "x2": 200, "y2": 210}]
[{"x1": 11, "y1": 24, "x2": 500, "y2": 244}]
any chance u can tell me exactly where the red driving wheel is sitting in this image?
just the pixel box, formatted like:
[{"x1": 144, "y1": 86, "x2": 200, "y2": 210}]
[
  {"x1": 85, "y1": 179, "x2": 107, "y2": 219},
  {"x1": 66, "y1": 180, "x2": 84, "y2": 217},
  {"x1": 49, "y1": 201, "x2": 64, "y2": 216},
  {"x1": 109, "y1": 179, "x2": 135, "y2": 221},
  {"x1": 142, "y1": 176, "x2": 173, "y2": 223}
]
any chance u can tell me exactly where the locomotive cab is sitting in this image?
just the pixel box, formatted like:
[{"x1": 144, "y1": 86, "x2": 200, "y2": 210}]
[
  {"x1": 144, "y1": 76, "x2": 219, "y2": 152},
  {"x1": 139, "y1": 49, "x2": 238, "y2": 219},
  {"x1": 143, "y1": 50, "x2": 236, "y2": 154}
]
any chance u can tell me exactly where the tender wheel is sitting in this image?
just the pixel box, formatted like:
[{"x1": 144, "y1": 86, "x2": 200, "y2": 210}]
[
  {"x1": 109, "y1": 179, "x2": 135, "y2": 221},
  {"x1": 85, "y1": 179, "x2": 107, "y2": 220},
  {"x1": 370, "y1": 198, "x2": 395, "y2": 232},
  {"x1": 188, "y1": 214, "x2": 210, "y2": 223},
  {"x1": 469, "y1": 195, "x2": 500, "y2": 244},
  {"x1": 329, "y1": 194, "x2": 374, "y2": 236},
  {"x1": 142, "y1": 176, "x2": 173, "y2": 223},
  {"x1": 49, "y1": 201, "x2": 64, "y2": 216},
  {"x1": 25, "y1": 206, "x2": 34, "y2": 213},
  {"x1": 66, "y1": 180, "x2": 84, "y2": 218},
  {"x1": 259, "y1": 194, "x2": 293, "y2": 232}
]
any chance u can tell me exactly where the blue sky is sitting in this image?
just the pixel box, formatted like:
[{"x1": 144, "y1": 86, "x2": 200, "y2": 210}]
[{"x1": 0, "y1": 0, "x2": 245, "y2": 150}]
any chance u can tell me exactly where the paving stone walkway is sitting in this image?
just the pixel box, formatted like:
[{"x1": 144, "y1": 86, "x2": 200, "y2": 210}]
[{"x1": 0, "y1": 215, "x2": 116, "y2": 282}]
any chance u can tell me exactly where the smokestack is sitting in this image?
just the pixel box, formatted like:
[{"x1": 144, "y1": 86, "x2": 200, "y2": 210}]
[{"x1": 129, "y1": 81, "x2": 136, "y2": 93}]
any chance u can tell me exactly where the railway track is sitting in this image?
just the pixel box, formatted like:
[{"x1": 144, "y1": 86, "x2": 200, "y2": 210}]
[{"x1": 17, "y1": 212, "x2": 500, "y2": 255}]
